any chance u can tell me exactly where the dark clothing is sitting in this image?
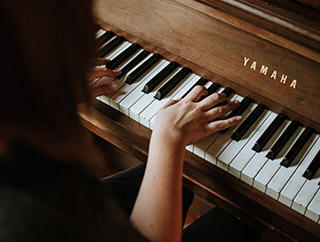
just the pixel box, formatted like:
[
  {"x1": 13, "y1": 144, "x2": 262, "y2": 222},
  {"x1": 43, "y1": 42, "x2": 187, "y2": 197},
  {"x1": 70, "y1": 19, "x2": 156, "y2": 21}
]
[
  {"x1": 0, "y1": 145, "x2": 148, "y2": 242},
  {"x1": 0, "y1": 144, "x2": 260, "y2": 242},
  {"x1": 103, "y1": 165, "x2": 261, "y2": 242},
  {"x1": 101, "y1": 164, "x2": 194, "y2": 224},
  {"x1": 182, "y1": 206, "x2": 261, "y2": 242}
]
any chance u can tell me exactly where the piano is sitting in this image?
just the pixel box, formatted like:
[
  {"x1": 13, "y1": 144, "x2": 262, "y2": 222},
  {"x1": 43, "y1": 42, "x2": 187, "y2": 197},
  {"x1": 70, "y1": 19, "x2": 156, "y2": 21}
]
[{"x1": 78, "y1": 0, "x2": 320, "y2": 241}]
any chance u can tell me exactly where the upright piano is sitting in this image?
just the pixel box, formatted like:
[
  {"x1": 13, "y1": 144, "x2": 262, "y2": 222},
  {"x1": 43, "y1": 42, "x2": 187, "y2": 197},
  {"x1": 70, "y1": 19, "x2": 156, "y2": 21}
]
[{"x1": 78, "y1": 0, "x2": 320, "y2": 241}]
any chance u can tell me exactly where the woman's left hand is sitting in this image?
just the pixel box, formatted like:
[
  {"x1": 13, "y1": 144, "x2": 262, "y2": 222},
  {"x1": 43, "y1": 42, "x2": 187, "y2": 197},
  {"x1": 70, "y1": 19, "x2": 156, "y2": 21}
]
[{"x1": 88, "y1": 58, "x2": 121, "y2": 98}]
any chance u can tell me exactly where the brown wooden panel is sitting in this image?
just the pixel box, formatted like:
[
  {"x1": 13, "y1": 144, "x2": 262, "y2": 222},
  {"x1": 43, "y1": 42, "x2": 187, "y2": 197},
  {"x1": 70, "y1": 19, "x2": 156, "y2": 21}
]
[
  {"x1": 187, "y1": 0, "x2": 320, "y2": 53},
  {"x1": 94, "y1": 0, "x2": 320, "y2": 127}
]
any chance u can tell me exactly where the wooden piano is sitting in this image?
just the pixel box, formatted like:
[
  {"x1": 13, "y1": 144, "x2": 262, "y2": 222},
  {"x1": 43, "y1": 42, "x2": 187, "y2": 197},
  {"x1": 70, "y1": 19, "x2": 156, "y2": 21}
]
[{"x1": 78, "y1": 0, "x2": 320, "y2": 241}]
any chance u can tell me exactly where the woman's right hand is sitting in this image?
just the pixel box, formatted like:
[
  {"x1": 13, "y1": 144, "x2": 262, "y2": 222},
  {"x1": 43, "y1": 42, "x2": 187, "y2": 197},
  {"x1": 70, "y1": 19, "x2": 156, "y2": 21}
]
[
  {"x1": 153, "y1": 85, "x2": 242, "y2": 147},
  {"x1": 87, "y1": 58, "x2": 121, "y2": 98}
]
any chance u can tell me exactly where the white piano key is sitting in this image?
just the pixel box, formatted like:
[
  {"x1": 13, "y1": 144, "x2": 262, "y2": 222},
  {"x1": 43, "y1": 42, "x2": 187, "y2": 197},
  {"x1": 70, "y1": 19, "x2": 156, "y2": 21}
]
[
  {"x1": 149, "y1": 74, "x2": 199, "y2": 129},
  {"x1": 279, "y1": 135, "x2": 320, "y2": 207},
  {"x1": 118, "y1": 60, "x2": 168, "y2": 116},
  {"x1": 186, "y1": 144, "x2": 193, "y2": 152},
  {"x1": 305, "y1": 188, "x2": 320, "y2": 222},
  {"x1": 108, "y1": 49, "x2": 148, "y2": 110},
  {"x1": 266, "y1": 127, "x2": 317, "y2": 200},
  {"x1": 96, "y1": 29, "x2": 106, "y2": 38},
  {"x1": 98, "y1": 42, "x2": 132, "y2": 105},
  {"x1": 103, "y1": 41, "x2": 131, "y2": 60},
  {"x1": 97, "y1": 33, "x2": 116, "y2": 51},
  {"x1": 217, "y1": 108, "x2": 271, "y2": 171},
  {"x1": 194, "y1": 133, "x2": 220, "y2": 159},
  {"x1": 127, "y1": 60, "x2": 175, "y2": 121},
  {"x1": 205, "y1": 102, "x2": 257, "y2": 165},
  {"x1": 253, "y1": 122, "x2": 303, "y2": 193},
  {"x1": 185, "y1": 81, "x2": 215, "y2": 154},
  {"x1": 169, "y1": 73, "x2": 199, "y2": 99},
  {"x1": 137, "y1": 67, "x2": 184, "y2": 126},
  {"x1": 193, "y1": 94, "x2": 241, "y2": 159},
  {"x1": 240, "y1": 120, "x2": 290, "y2": 185},
  {"x1": 139, "y1": 72, "x2": 194, "y2": 128},
  {"x1": 229, "y1": 112, "x2": 277, "y2": 178},
  {"x1": 292, "y1": 164, "x2": 320, "y2": 215}
]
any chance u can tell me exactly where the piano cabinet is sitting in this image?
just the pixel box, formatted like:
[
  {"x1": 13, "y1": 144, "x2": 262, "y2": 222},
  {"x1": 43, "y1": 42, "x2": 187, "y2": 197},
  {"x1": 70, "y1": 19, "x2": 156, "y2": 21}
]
[{"x1": 79, "y1": 0, "x2": 320, "y2": 241}]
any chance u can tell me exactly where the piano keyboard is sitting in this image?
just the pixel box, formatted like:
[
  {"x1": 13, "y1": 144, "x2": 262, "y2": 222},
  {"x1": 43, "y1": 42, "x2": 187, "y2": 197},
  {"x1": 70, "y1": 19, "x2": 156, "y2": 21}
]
[{"x1": 95, "y1": 29, "x2": 320, "y2": 224}]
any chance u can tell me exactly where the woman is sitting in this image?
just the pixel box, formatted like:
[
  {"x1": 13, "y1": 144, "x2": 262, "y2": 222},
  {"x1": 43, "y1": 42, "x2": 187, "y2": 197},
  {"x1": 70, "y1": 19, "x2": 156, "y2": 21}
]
[{"x1": 0, "y1": 0, "x2": 259, "y2": 241}]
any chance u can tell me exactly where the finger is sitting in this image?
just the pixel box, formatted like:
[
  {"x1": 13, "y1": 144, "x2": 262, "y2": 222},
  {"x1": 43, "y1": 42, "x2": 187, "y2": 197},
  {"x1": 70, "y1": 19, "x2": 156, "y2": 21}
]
[
  {"x1": 199, "y1": 92, "x2": 228, "y2": 111},
  {"x1": 90, "y1": 83, "x2": 118, "y2": 98},
  {"x1": 89, "y1": 67, "x2": 121, "y2": 81},
  {"x1": 184, "y1": 85, "x2": 208, "y2": 102},
  {"x1": 205, "y1": 100, "x2": 240, "y2": 120},
  {"x1": 207, "y1": 115, "x2": 242, "y2": 132},
  {"x1": 91, "y1": 76, "x2": 115, "y2": 87},
  {"x1": 161, "y1": 98, "x2": 180, "y2": 110}
]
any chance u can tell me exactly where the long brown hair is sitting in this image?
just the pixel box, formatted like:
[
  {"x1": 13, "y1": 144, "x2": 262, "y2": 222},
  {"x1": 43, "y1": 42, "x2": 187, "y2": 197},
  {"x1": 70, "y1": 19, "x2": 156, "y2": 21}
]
[{"x1": 0, "y1": 0, "x2": 106, "y2": 175}]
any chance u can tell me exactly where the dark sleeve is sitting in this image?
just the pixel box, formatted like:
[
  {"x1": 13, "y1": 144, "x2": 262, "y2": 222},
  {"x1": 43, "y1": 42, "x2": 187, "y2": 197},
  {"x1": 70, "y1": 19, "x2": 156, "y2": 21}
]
[{"x1": 0, "y1": 168, "x2": 149, "y2": 242}]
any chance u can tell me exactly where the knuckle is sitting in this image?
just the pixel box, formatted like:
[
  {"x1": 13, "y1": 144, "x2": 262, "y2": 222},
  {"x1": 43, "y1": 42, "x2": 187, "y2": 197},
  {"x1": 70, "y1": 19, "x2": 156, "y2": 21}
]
[
  {"x1": 216, "y1": 106, "x2": 225, "y2": 114},
  {"x1": 219, "y1": 93, "x2": 227, "y2": 101},
  {"x1": 195, "y1": 104, "x2": 204, "y2": 113},
  {"x1": 217, "y1": 121, "x2": 225, "y2": 129},
  {"x1": 212, "y1": 92, "x2": 219, "y2": 99}
]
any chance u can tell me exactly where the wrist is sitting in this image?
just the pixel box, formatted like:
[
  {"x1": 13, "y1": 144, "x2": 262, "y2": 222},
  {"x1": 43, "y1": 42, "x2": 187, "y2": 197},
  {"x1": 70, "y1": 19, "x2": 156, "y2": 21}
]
[{"x1": 152, "y1": 127, "x2": 188, "y2": 149}]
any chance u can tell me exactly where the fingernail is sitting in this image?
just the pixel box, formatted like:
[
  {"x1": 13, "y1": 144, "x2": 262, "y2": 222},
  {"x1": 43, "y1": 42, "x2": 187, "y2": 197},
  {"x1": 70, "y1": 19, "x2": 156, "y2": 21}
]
[
  {"x1": 110, "y1": 83, "x2": 118, "y2": 91},
  {"x1": 234, "y1": 100, "x2": 240, "y2": 105},
  {"x1": 236, "y1": 116, "x2": 242, "y2": 121}
]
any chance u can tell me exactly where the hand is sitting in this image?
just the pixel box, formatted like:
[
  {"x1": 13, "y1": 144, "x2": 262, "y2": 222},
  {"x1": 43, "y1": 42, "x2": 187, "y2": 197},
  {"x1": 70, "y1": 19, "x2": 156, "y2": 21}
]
[
  {"x1": 88, "y1": 58, "x2": 121, "y2": 98},
  {"x1": 153, "y1": 85, "x2": 242, "y2": 146}
]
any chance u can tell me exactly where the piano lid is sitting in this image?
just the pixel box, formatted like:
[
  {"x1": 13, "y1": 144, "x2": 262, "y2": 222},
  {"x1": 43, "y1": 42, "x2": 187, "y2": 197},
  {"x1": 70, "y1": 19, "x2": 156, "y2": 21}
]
[{"x1": 186, "y1": 0, "x2": 320, "y2": 55}]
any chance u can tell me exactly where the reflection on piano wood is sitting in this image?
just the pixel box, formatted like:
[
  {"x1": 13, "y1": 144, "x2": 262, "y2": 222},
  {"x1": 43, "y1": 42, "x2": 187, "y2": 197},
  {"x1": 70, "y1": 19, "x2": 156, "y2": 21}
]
[{"x1": 78, "y1": 0, "x2": 320, "y2": 241}]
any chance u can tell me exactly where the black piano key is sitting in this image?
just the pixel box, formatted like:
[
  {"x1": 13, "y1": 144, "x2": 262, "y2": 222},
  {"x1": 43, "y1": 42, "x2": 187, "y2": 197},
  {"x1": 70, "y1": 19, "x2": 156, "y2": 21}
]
[
  {"x1": 116, "y1": 50, "x2": 150, "y2": 79},
  {"x1": 97, "y1": 30, "x2": 115, "y2": 47},
  {"x1": 106, "y1": 43, "x2": 141, "y2": 70},
  {"x1": 266, "y1": 120, "x2": 301, "y2": 160},
  {"x1": 231, "y1": 103, "x2": 267, "y2": 141},
  {"x1": 198, "y1": 82, "x2": 221, "y2": 102},
  {"x1": 220, "y1": 96, "x2": 253, "y2": 134},
  {"x1": 303, "y1": 150, "x2": 320, "y2": 180},
  {"x1": 252, "y1": 113, "x2": 288, "y2": 152},
  {"x1": 154, "y1": 67, "x2": 192, "y2": 100},
  {"x1": 214, "y1": 87, "x2": 235, "y2": 107},
  {"x1": 226, "y1": 96, "x2": 253, "y2": 118},
  {"x1": 142, "y1": 61, "x2": 179, "y2": 94},
  {"x1": 125, "y1": 53, "x2": 162, "y2": 85},
  {"x1": 99, "y1": 35, "x2": 125, "y2": 58},
  {"x1": 221, "y1": 87, "x2": 235, "y2": 97},
  {"x1": 281, "y1": 127, "x2": 315, "y2": 167},
  {"x1": 181, "y1": 77, "x2": 208, "y2": 98}
]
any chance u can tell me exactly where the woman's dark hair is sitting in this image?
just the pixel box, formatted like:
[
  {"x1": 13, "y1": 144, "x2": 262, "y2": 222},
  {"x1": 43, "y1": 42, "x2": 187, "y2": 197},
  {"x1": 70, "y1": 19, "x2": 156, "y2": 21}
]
[{"x1": 0, "y1": 0, "x2": 105, "y2": 173}]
